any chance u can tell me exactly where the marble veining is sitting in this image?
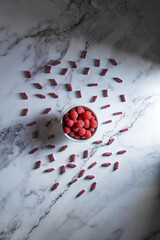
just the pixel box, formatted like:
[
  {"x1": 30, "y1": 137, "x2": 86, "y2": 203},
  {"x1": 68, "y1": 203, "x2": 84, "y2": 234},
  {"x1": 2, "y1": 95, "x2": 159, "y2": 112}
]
[{"x1": 0, "y1": 1, "x2": 160, "y2": 240}]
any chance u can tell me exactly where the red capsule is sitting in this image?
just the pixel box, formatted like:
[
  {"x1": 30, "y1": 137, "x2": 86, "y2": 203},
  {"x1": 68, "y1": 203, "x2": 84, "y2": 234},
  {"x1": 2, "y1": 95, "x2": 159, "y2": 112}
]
[
  {"x1": 85, "y1": 175, "x2": 95, "y2": 179},
  {"x1": 81, "y1": 51, "x2": 87, "y2": 59},
  {"x1": 107, "y1": 138, "x2": 115, "y2": 145},
  {"x1": 36, "y1": 94, "x2": 46, "y2": 99},
  {"x1": 90, "y1": 182, "x2": 97, "y2": 191},
  {"x1": 88, "y1": 162, "x2": 97, "y2": 169},
  {"x1": 94, "y1": 140, "x2": 103, "y2": 144},
  {"x1": 21, "y1": 92, "x2": 28, "y2": 99},
  {"x1": 117, "y1": 150, "x2": 126, "y2": 154},
  {"x1": 26, "y1": 71, "x2": 32, "y2": 78},
  {"x1": 71, "y1": 61, "x2": 77, "y2": 68},
  {"x1": 70, "y1": 154, "x2": 76, "y2": 162},
  {"x1": 45, "y1": 145, "x2": 55, "y2": 149},
  {"x1": 101, "y1": 162, "x2": 111, "y2": 167},
  {"x1": 52, "y1": 61, "x2": 61, "y2": 66},
  {"x1": 120, "y1": 94, "x2": 126, "y2": 102},
  {"x1": 113, "y1": 112, "x2": 123, "y2": 115},
  {"x1": 114, "y1": 161, "x2": 119, "y2": 170},
  {"x1": 50, "y1": 79, "x2": 58, "y2": 86},
  {"x1": 48, "y1": 66, "x2": 51, "y2": 73},
  {"x1": 48, "y1": 134, "x2": 55, "y2": 139},
  {"x1": 88, "y1": 83, "x2": 98, "y2": 87},
  {"x1": 102, "y1": 104, "x2": 110, "y2": 109},
  {"x1": 49, "y1": 92, "x2": 59, "y2": 98},
  {"x1": 103, "y1": 90, "x2": 108, "y2": 97},
  {"x1": 27, "y1": 121, "x2": 37, "y2": 126},
  {"x1": 32, "y1": 130, "x2": 39, "y2": 139},
  {"x1": 51, "y1": 182, "x2": 59, "y2": 190},
  {"x1": 22, "y1": 108, "x2": 29, "y2": 116},
  {"x1": 101, "y1": 69, "x2": 108, "y2": 76},
  {"x1": 120, "y1": 128, "x2": 129, "y2": 132},
  {"x1": 35, "y1": 160, "x2": 41, "y2": 169},
  {"x1": 84, "y1": 67, "x2": 90, "y2": 75},
  {"x1": 49, "y1": 154, "x2": 55, "y2": 162},
  {"x1": 92, "y1": 96, "x2": 97, "y2": 102},
  {"x1": 109, "y1": 59, "x2": 118, "y2": 66},
  {"x1": 66, "y1": 84, "x2": 72, "y2": 91},
  {"x1": 34, "y1": 83, "x2": 43, "y2": 89},
  {"x1": 78, "y1": 169, "x2": 85, "y2": 178},
  {"x1": 77, "y1": 90, "x2": 82, "y2": 98},
  {"x1": 59, "y1": 145, "x2": 68, "y2": 152},
  {"x1": 44, "y1": 108, "x2": 52, "y2": 114},
  {"x1": 114, "y1": 77, "x2": 123, "y2": 83},
  {"x1": 67, "y1": 163, "x2": 77, "y2": 168},
  {"x1": 44, "y1": 168, "x2": 55, "y2": 172},
  {"x1": 68, "y1": 178, "x2": 78, "y2": 186},
  {"x1": 95, "y1": 59, "x2": 100, "y2": 67},
  {"x1": 29, "y1": 147, "x2": 39, "y2": 154},
  {"x1": 45, "y1": 120, "x2": 52, "y2": 127},
  {"x1": 103, "y1": 152, "x2": 112, "y2": 156},
  {"x1": 46, "y1": 66, "x2": 51, "y2": 73},
  {"x1": 60, "y1": 165, "x2": 66, "y2": 174},
  {"x1": 84, "y1": 150, "x2": 89, "y2": 158},
  {"x1": 76, "y1": 189, "x2": 85, "y2": 197},
  {"x1": 104, "y1": 120, "x2": 112, "y2": 124},
  {"x1": 61, "y1": 68, "x2": 68, "y2": 75}
]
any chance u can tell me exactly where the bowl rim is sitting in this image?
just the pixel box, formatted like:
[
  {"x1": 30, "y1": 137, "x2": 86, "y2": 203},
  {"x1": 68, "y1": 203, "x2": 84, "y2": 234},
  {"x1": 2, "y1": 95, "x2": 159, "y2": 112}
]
[{"x1": 61, "y1": 105, "x2": 98, "y2": 142}]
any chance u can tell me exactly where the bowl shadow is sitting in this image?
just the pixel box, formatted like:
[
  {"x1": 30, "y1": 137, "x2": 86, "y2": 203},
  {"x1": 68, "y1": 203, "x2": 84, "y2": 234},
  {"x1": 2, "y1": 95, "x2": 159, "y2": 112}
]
[{"x1": 26, "y1": 113, "x2": 67, "y2": 148}]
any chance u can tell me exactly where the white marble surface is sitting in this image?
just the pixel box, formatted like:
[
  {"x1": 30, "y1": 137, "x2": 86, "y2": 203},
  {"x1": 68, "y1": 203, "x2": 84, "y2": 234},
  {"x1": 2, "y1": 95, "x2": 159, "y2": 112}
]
[{"x1": 0, "y1": 1, "x2": 160, "y2": 240}]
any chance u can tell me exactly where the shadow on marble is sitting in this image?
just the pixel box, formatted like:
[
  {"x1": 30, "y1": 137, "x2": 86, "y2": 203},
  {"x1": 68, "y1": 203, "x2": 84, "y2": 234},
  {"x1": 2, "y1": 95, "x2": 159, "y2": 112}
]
[
  {"x1": 1, "y1": 1, "x2": 160, "y2": 66},
  {"x1": 79, "y1": 0, "x2": 160, "y2": 65},
  {"x1": 26, "y1": 114, "x2": 67, "y2": 149}
]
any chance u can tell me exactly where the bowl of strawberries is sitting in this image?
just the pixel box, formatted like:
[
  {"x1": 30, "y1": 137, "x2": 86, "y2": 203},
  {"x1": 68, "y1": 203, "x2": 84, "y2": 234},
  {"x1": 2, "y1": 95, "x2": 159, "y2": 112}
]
[{"x1": 62, "y1": 106, "x2": 98, "y2": 141}]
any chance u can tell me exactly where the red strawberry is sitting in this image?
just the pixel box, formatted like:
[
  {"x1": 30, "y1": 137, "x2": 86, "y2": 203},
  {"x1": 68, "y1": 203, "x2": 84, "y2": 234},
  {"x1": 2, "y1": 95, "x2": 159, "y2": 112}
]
[
  {"x1": 84, "y1": 111, "x2": 92, "y2": 119},
  {"x1": 70, "y1": 108, "x2": 76, "y2": 113},
  {"x1": 64, "y1": 127, "x2": 71, "y2": 134},
  {"x1": 64, "y1": 113, "x2": 70, "y2": 121},
  {"x1": 67, "y1": 120, "x2": 74, "y2": 127},
  {"x1": 78, "y1": 128, "x2": 86, "y2": 136},
  {"x1": 84, "y1": 130, "x2": 91, "y2": 139},
  {"x1": 75, "y1": 134, "x2": 81, "y2": 139},
  {"x1": 69, "y1": 131, "x2": 75, "y2": 138},
  {"x1": 89, "y1": 128, "x2": 96, "y2": 133},
  {"x1": 76, "y1": 120, "x2": 84, "y2": 128},
  {"x1": 90, "y1": 115, "x2": 95, "y2": 121},
  {"x1": 70, "y1": 111, "x2": 78, "y2": 120},
  {"x1": 90, "y1": 120, "x2": 98, "y2": 128},
  {"x1": 72, "y1": 125, "x2": 79, "y2": 133},
  {"x1": 84, "y1": 119, "x2": 90, "y2": 129},
  {"x1": 77, "y1": 106, "x2": 85, "y2": 114}
]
